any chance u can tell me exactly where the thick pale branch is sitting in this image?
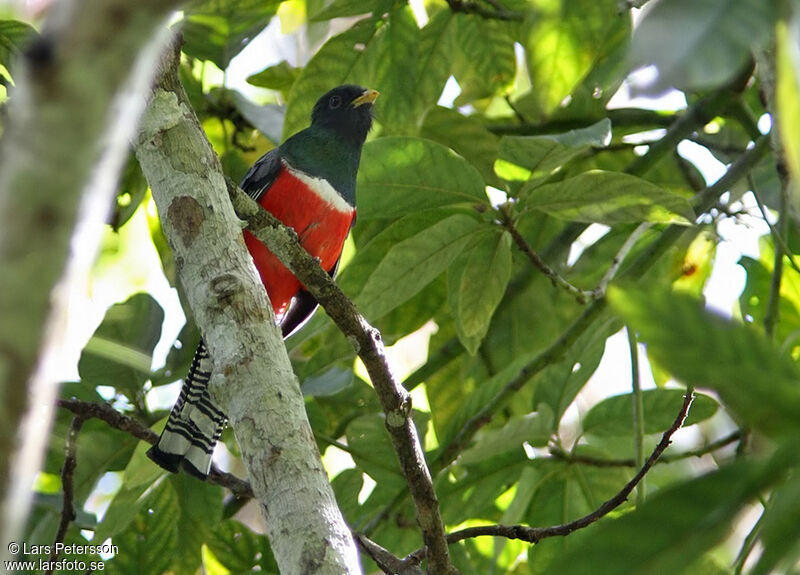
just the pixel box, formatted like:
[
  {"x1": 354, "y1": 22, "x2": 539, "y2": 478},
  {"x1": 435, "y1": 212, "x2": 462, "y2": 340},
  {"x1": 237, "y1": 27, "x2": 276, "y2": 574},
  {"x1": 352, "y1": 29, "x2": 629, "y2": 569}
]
[
  {"x1": 226, "y1": 180, "x2": 457, "y2": 575},
  {"x1": 134, "y1": 41, "x2": 359, "y2": 575}
]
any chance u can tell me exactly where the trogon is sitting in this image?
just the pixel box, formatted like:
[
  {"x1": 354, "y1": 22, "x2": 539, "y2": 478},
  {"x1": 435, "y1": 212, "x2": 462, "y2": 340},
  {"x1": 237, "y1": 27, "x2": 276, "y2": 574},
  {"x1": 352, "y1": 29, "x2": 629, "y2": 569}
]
[{"x1": 147, "y1": 85, "x2": 378, "y2": 478}]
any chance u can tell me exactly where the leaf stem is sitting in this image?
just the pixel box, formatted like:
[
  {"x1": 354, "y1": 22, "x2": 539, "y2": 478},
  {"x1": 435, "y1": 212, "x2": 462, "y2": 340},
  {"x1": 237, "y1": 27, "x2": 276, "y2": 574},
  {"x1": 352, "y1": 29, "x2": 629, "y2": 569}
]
[{"x1": 628, "y1": 326, "x2": 646, "y2": 507}]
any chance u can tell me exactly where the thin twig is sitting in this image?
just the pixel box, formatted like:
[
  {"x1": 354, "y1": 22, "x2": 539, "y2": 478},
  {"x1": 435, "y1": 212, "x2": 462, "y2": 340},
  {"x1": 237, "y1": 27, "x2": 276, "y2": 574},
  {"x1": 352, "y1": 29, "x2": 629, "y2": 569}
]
[
  {"x1": 499, "y1": 205, "x2": 593, "y2": 304},
  {"x1": 46, "y1": 415, "x2": 86, "y2": 574},
  {"x1": 593, "y1": 223, "x2": 651, "y2": 298},
  {"x1": 440, "y1": 390, "x2": 695, "y2": 546},
  {"x1": 56, "y1": 399, "x2": 253, "y2": 500},
  {"x1": 548, "y1": 429, "x2": 743, "y2": 468},
  {"x1": 354, "y1": 534, "x2": 425, "y2": 575}
]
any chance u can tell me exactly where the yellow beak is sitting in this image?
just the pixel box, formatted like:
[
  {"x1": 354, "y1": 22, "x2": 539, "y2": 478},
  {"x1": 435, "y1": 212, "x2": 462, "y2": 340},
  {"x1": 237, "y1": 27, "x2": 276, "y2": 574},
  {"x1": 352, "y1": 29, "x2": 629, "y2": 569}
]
[{"x1": 352, "y1": 89, "x2": 380, "y2": 107}]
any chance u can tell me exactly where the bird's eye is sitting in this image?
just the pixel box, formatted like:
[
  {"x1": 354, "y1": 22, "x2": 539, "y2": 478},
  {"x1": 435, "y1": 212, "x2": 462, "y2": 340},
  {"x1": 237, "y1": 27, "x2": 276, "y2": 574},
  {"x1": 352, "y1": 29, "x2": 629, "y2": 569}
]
[{"x1": 329, "y1": 95, "x2": 342, "y2": 109}]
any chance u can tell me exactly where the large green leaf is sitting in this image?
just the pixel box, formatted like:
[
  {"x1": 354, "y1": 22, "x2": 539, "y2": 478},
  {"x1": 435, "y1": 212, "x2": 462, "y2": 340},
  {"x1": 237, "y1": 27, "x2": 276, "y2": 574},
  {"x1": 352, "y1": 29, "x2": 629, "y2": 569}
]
[
  {"x1": 246, "y1": 60, "x2": 299, "y2": 97},
  {"x1": 524, "y1": 0, "x2": 622, "y2": 116},
  {"x1": 452, "y1": 14, "x2": 517, "y2": 102},
  {"x1": 308, "y1": 0, "x2": 378, "y2": 21},
  {"x1": 205, "y1": 519, "x2": 277, "y2": 573},
  {"x1": 523, "y1": 171, "x2": 695, "y2": 225},
  {"x1": 630, "y1": 0, "x2": 774, "y2": 92},
  {"x1": 104, "y1": 479, "x2": 179, "y2": 575},
  {"x1": 548, "y1": 446, "x2": 798, "y2": 575},
  {"x1": 78, "y1": 293, "x2": 163, "y2": 399},
  {"x1": 181, "y1": 0, "x2": 282, "y2": 70},
  {"x1": 608, "y1": 286, "x2": 800, "y2": 437},
  {"x1": 582, "y1": 389, "x2": 718, "y2": 437},
  {"x1": 282, "y1": 16, "x2": 380, "y2": 139},
  {"x1": 417, "y1": 10, "x2": 458, "y2": 112},
  {"x1": 447, "y1": 228, "x2": 513, "y2": 354},
  {"x1": 0, "y1": 19, "x2": 37, "y2": 72},
  {"x1": 357, "y1": 137, "x2": 489, "y2": 220},
  {"x1": 355, "y1": 213, "x2": 483, "y2": 320},
  {"x1": 421, "y1": 106, "x2": 501, "y2": 186},
  {"x1": 169, "y1": 474, "x2": 223, "y2": 575},
  {"x1": 497, "y1": 118, "x2": 611, "y2": 179},
  {"x1": 752, "y1": 476, "x2": 800, "y2": 575},
  {"x1": 459, "y1": 407, "x2": 552, "y2": 465},
  {"x1": 372, "y1": 5, "x2": 420, "y2": 134}
]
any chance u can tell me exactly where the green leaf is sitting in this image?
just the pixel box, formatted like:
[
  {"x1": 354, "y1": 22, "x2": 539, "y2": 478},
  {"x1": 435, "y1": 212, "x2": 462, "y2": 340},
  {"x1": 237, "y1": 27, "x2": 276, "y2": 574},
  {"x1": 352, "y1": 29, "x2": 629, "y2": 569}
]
[
  {"x1": 448, "y1": 229, "x2": 513, "y2": 354},
  {"x1": 355, "y1": 213, "x2": 483, "y2": 320},
  {"x1": 524, "y1": 0, "x2": 622, "y2": 116},
  {"x1": 752, "y1": 476, "x2": 800, "y2": 575},
  {"x1": 230, "y1": 90, "x2": 284, "y2": 143},
  {"x1": 533, "y1": 315, "x2": 616, "y2": 427},
  {"x1": 452, "y1": 14, "x2": 516, "y2": 102},
  {"x1": 583, "y1": 389, "x2": 718, "y2": 437},
  {"x1": 357, "y1": 137, "x2": 489, "y2": 220},
  {"x1": 308, "y1": 0, "x2": 378, "y2": 21},
  {"x1": 78, "y1": 293, "x2": 163, "y2": 399},
  {"x1": 181, "y1": 0, "x2": 281, "y2": 70},
  {"x1": 112, "y1": 154, "x2": 148, "y2": 231},
  {"x1": 169, "y1": 474, "x2": 223, "y2": 575},
  {"x1": 93, "y1": 442, "x2": 168, "y2": 543},
  {"x1": 421, "y1": 106, "x2": 501, "y2": 186},
  {"x1": 630, "y1": 0, "x2": 774, "y2": 93},
  {"x1": 282, "y1": 17, "x2": 379, "y2": 139},
  {"x1": 523, "y1": 171, "x2": 695, "y2": 225},
  {"x1": 460, "y1": 407, "x2": 553, "y2": 465},
  {"x1": 301, "y1": 366, "x2": 353, "y2": 397},
  {"x1": 608, "y1": 286, "x2": 800, "y2": 437},
  {"x1": 548, "y1": 446, "x2": 798, "y2": 575},
  {"x1": 345, "y1": 414, "x2": 405, "y2": 488},
  {"x1": 246, "y1": 60, "x2": 299, "y2": 97},
  {"x1": 372, "y1": 5, "x2": 420, "y2": 134},
  {"x1": 205, "y1": 519, "x2": 276, "y2": 573},
  {"x1": 417, "y1": 10, "x2": 457, "y2": 112},
  {"x1": 497, "y1": 118, "x2": 612, "y2": 179},
  {"x1": 0, "y1": 19, "x2": 37, "y2": 72},
  {"x1": 105, "y1": 481, "x2": 179, "y2": 575},
  {"x1": 777, "y1": 18, "x2": 800, "y2": 200}
]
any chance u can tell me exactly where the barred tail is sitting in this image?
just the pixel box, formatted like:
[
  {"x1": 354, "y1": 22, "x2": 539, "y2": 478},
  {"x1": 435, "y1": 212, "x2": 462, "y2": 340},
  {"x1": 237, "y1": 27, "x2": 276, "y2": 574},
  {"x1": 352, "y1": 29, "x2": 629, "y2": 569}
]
[{"x1": 147, "y1": 340, "x2": 226, "y2": 479}]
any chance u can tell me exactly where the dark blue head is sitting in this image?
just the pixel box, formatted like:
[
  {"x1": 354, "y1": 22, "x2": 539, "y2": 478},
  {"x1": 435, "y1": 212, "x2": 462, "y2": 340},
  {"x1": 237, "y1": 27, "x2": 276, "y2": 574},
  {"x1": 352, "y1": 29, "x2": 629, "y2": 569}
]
[{"x1": 310, "y1": 85, "x2": 378, "y2": 146}]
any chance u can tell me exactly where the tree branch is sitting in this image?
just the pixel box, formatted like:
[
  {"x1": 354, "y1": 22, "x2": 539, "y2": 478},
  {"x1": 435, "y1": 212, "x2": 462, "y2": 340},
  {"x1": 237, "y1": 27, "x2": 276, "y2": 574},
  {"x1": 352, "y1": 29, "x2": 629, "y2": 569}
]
[
  {"x1": 45, "y1": 415, "x2": 85, "y2": 575},
  {"x1": 134, "y1": 40, "x2": 359, "y2": 574},
  {"x1": 226, "y1": 180, "x2": 457, "y2": 574},
  {"x1": 441, "y1": 390, "x2": 695, "y2": 546},
  {"x1": 56, "y1": 399, "x2": 253, "y2": 499}
]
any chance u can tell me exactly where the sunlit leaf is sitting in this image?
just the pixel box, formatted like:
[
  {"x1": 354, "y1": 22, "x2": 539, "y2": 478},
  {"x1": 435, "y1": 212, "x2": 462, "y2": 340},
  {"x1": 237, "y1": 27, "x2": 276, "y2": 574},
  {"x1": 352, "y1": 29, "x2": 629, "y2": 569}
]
[
  {"x1": 524, "y1": 0, "x2": 622, "y2": 116},
  {"x1": 357, "y1": 137, "x2": 489, "y2": 220},
  {"x1": 448, "y1": 228, "x2": 513, "y2": 354},
  {"x1": 523, "y1": 171, "x2": 695, "y2": 224},
  {"x1": 609, "y1": 286, "x2": 800, "y2": 437}
]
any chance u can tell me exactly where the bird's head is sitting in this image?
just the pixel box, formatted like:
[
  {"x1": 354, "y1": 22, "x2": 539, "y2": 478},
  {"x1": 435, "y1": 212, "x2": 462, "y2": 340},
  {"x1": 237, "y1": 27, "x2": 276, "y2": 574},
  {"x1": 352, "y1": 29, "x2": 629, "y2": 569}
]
[{"x1": 310, "y1": 85, "x2": 379, "y2": 144}]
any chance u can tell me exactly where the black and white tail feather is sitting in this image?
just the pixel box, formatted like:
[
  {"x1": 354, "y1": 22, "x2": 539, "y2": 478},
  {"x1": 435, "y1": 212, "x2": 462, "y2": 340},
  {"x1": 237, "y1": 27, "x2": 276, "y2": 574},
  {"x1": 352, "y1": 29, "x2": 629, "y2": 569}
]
[{"x1": 146, "y1": 340, "x2": 226, "y2": 478}]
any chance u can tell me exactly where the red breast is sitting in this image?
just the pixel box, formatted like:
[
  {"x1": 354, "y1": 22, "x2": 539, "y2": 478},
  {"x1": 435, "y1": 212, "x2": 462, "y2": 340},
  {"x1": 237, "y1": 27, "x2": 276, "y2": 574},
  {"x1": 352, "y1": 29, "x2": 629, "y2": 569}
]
[{"x1": 243, "y1": 163, "x2": 355, "y2": 316}]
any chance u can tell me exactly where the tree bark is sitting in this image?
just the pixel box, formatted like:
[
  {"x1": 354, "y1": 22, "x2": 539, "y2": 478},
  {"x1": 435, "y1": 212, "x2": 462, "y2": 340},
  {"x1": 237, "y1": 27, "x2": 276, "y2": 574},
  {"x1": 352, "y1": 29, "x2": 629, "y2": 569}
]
[
  {"x1": 134, "y1": 41, "x2": 361, "y2": 575},
  {"x1": 0, "y1": 0, "x2": 177, "y2": 559}
]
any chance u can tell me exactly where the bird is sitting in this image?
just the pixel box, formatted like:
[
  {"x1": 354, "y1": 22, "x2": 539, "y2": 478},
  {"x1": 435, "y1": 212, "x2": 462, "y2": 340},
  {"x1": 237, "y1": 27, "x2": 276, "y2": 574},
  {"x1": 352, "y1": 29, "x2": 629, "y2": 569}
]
[{"x1": 147, "y1": 85, "x2": 379, "y2": 478}]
